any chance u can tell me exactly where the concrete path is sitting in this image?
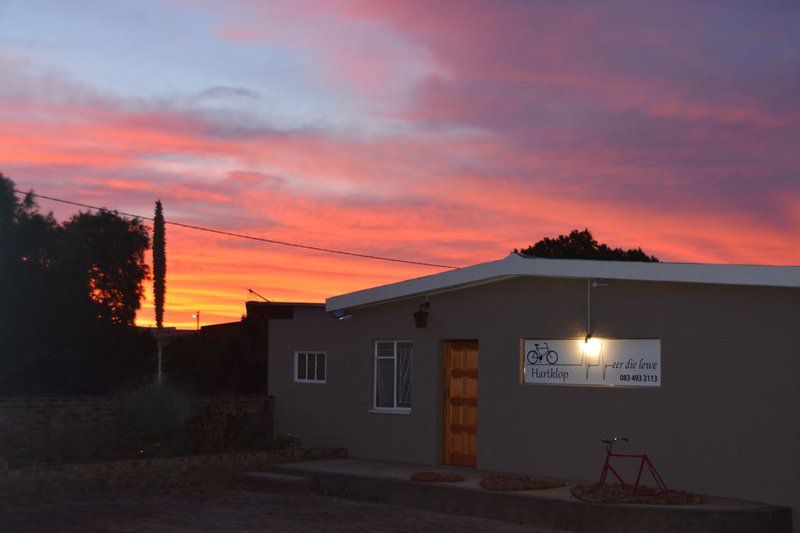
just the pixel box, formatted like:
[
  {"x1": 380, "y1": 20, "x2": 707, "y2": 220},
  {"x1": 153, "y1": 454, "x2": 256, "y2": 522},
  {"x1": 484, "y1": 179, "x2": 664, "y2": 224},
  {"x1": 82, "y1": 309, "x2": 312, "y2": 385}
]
[{"x1": 261, "y1": 458, "x2": 791, "y2": 532}]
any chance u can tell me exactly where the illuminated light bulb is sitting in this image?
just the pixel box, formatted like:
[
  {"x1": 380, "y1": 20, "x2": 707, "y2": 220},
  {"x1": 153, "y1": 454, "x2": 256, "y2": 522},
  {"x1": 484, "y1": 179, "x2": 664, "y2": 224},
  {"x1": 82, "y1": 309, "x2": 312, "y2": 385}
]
[{"x1": 583, "y1": 337, "x2": 602, "y2": 358}]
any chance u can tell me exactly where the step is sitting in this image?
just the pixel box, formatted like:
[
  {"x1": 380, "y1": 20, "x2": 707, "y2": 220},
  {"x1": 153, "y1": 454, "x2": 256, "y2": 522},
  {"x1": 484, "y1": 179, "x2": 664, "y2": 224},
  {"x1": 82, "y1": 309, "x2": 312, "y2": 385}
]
[
  {"x1": 266, "y1": 460, "x2": 792, "y2": 533},
  {"x1": 237, "y1": 472, "x2": 311, "y2": 495}
]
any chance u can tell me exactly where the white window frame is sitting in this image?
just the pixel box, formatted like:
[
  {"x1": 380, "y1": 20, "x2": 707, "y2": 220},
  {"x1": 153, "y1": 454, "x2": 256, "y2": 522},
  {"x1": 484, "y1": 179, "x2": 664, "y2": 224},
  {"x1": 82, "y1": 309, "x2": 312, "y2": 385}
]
[
  {"x1": 294, "y1": 351, "x2": 327, "y2": 384},
  {"x1": 371, "y1": 340, "x2": 412, "y2": 414}
]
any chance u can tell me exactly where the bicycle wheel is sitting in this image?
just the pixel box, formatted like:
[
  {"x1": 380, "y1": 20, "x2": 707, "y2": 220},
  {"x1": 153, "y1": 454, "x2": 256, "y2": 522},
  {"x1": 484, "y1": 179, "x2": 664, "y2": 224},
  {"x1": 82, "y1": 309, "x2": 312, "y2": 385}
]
[
  {"x1": 526, "y1": 350, "x2": 541, "y2": 365},
  {"x1": 545, "y1": 350, "x2": 558, "y2": 364}
]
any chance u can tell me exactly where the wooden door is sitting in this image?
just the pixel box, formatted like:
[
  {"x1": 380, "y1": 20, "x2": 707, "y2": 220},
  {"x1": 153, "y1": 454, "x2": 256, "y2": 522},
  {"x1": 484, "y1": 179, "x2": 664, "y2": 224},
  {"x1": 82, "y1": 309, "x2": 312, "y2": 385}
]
[{"x1": 443, "y1": 341, "x2": 478, "y2": 466}]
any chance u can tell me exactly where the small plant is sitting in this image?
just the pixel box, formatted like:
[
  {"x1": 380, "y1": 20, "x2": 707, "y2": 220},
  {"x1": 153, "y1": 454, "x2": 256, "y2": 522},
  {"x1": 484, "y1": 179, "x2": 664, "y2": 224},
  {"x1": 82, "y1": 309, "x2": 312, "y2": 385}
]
[
  {"x1": 121, "y1": 381, "x2": 194, "y2": 457},
  {"x1": 273, "y1": 433, "x2": 302, "y2": 450}
]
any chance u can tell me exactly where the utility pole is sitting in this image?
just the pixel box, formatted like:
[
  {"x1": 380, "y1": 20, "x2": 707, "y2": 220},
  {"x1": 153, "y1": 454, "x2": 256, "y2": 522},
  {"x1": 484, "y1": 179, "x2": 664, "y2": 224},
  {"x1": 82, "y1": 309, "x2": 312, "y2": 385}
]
[{"x1": 192, "y1": 310, "x2": 200, "y2": 331}]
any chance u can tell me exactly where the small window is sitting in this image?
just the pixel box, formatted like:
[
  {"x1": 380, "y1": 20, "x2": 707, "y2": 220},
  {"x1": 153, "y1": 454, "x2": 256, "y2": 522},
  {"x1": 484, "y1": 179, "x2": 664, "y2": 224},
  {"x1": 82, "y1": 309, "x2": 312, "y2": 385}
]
[
  {"x1": 374, "y1": 341, "x2": 412, "y2": 412},
  {"x1": 295, "y1": 351, "x2": 326, "y2": 383}
]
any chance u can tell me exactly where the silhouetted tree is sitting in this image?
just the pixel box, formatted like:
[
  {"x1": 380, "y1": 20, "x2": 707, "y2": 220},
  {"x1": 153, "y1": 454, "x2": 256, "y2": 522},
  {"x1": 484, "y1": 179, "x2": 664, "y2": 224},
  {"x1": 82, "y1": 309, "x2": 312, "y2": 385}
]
[
  {"x1": 0, "y1": 174, "x2": 59, "y2": 390},
  {"x1": 153, "y1": 200, "x2": 166, "y2": 382},
  {"x1": 516, "y1": 229, "x2": 659, "y2": 262},
  {"x1": 0, "y1": 173, "x2": 154, "y2": 395},
  {"x1": 58, "y1": 210, "x2": 150, "y2": 325}
]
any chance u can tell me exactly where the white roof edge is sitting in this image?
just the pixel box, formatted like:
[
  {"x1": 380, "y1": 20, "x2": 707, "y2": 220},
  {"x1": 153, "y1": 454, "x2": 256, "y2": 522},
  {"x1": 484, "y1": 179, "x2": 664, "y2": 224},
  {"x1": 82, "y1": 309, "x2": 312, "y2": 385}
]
[{"x1": 326, "y1": 253, "x2": 800, "y2": 312}]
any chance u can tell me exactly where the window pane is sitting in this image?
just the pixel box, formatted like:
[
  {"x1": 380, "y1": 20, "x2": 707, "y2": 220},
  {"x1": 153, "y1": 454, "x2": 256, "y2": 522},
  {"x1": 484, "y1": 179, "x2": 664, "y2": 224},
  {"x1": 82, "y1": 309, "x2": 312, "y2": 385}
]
[
  {"x1": 376, "y1": 358, "x2": 395, "y2": 408},
  {"x1": 316, "y1": 353, "x2": 326, "y2": 381},
  {"x1": 297, "y1": 353, "x2": 306, "y2": 380},
  {"x1": 397, "y1": 343, "x2": 412, "y2": 408},
  {"x1": 307, "y1": 352, "x2": 316, "y2": 381},
  {"x1": 376, "y1": 341, "x2": 394, "y2": 358}
]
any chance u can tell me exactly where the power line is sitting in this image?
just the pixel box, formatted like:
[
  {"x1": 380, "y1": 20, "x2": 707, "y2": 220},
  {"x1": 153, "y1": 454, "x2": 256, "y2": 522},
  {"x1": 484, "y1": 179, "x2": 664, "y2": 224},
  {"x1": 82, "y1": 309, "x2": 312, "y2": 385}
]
[{"x1": 13, "y1": 188, "x2": 460, "y2": 270}]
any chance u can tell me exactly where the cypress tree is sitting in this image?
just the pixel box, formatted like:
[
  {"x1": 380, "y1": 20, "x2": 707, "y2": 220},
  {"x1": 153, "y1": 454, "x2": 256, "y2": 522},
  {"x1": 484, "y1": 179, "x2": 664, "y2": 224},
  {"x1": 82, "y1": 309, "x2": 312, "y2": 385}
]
[{"x1": 153, "y1": 200, "x2": 166, "y2": 382}]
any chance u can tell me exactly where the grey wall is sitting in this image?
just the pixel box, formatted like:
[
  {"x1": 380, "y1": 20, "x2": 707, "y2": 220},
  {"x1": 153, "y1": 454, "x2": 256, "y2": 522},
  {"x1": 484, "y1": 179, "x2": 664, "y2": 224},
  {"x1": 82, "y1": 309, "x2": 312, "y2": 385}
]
[{"x1": 269, "y1": 277, "x2": 800, "y2": 516}]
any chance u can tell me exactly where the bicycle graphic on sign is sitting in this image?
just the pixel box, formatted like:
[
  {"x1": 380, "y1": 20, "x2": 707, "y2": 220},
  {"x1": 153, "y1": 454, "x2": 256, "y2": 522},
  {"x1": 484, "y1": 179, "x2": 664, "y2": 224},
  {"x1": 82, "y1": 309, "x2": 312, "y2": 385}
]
[{"x1": 525, "y1": 343, "x2": 559, "y2": 365}]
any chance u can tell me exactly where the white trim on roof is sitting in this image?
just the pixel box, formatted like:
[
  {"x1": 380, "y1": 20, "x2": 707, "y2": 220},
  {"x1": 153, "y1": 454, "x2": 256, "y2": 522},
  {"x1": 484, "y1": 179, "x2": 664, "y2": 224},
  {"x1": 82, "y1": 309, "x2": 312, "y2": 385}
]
[{"x1": 326, "y1": 253, "x2": 800, "y2": 312}]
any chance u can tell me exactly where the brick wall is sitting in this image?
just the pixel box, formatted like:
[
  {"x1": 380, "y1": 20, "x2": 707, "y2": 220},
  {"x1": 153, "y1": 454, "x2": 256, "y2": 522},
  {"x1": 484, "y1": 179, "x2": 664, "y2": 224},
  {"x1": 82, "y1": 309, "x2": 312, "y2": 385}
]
[{"x1": 0, "y1": 396, "x2": 274, "y2": 466}]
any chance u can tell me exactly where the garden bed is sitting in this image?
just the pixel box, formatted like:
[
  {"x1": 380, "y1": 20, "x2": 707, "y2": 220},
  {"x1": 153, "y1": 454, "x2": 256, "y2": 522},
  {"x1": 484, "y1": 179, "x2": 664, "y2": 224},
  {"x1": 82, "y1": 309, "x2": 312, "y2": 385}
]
[
  {"x1": 409, "y1": 471, "x2": 465, "y2": 482},
  {"x1": 479, "y1": 474, "x2": 565, "y2": 491},
  {"x1": 570, "y1": 483, "x2": 707, "y2": 505}
]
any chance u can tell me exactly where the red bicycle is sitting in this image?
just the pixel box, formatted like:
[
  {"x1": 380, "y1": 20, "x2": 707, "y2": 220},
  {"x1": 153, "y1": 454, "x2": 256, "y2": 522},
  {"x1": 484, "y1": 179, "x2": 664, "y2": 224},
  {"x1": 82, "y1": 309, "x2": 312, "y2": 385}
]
[{"x1": 596, "y1": 436, "x2": 668, "y2": 495}]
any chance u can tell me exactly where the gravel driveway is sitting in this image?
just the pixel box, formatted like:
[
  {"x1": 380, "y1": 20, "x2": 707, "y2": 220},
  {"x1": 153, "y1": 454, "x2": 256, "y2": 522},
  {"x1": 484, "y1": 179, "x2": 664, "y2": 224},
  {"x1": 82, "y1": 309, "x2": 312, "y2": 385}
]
[{"x1": 0, "y1": 487, "x2": 552, "y2": 532}]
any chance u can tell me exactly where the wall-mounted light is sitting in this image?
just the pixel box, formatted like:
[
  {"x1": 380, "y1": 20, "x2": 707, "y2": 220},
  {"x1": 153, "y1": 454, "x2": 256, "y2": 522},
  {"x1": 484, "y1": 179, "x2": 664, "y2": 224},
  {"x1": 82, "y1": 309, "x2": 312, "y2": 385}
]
[
  {"x1": 585, "y1": 279, "x2": 608, "y2": 352},
  {"x1": 334, "y1": 309, "x2": 351, "y2": 320},
  {"x1": 583, "y1": 334, "x2": 602, "y2": 359},
  {"x1": 413, "y1": 301, "x2": 430, "y2": 328}
]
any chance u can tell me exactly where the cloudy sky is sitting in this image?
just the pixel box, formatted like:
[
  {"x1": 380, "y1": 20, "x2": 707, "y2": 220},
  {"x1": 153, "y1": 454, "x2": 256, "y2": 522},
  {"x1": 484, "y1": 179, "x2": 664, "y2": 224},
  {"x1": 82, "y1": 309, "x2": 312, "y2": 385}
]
[{"x1": 1, "y1": 1, "x2": 798, "y2": 327}]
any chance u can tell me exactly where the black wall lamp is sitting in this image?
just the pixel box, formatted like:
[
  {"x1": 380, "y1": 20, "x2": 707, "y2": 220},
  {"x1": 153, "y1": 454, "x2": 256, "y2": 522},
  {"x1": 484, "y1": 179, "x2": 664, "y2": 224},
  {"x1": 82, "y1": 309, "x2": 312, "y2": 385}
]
[
  {"x1": 583, "y1": 279, "x2": 608, "y2": 358},
  {"x1": 413, "y1": 301, "x2": 430, "y2": 328}
]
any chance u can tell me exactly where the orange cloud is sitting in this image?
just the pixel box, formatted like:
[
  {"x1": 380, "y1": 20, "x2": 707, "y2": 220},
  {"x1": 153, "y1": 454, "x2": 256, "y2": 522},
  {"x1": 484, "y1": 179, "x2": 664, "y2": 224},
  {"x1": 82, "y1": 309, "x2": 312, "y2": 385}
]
[{"x1": 2, "y1": 2, "x2": 799, "y2": 329}]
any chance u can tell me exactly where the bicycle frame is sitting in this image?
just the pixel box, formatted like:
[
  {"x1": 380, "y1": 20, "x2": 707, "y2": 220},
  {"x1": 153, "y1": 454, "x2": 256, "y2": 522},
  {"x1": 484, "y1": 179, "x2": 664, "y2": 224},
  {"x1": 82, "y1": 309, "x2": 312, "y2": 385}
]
[{"x1": 596, "y1": 446, "x2": 668, "y2": 495}]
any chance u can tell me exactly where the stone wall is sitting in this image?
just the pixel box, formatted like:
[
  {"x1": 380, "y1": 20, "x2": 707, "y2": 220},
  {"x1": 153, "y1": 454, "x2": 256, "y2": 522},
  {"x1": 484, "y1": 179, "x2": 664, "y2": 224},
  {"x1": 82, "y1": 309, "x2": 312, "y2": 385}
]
[{"x1": 0, "y1": 395, "x2": 274, "y2": 466}]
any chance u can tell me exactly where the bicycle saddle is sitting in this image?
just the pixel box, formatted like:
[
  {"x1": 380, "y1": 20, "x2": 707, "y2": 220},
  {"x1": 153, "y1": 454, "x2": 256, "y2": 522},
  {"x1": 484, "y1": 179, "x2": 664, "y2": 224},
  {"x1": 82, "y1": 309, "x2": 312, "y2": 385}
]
[{"x1": 601, "y1": 436, "x2": 629, "y2": 444}]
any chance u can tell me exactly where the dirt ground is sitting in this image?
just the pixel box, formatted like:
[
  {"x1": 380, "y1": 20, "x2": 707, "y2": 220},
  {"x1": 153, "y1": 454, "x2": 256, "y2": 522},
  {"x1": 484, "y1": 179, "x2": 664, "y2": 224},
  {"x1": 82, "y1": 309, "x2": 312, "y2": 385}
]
[{"x1": 0, "y1": 487, "x2": 553, "y2": 532}]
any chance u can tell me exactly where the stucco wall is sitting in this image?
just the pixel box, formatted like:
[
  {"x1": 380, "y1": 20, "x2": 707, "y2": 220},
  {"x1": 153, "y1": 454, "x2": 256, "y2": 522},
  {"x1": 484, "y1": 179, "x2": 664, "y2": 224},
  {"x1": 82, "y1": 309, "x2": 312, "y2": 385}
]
[{"x1": 269, "y1": 277, "x2": 800, "y2": 515}]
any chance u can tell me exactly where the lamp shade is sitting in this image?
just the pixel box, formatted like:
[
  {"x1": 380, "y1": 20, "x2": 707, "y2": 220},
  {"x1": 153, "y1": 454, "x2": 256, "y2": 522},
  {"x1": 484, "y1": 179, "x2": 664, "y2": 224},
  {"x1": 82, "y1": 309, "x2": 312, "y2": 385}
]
[{"x1": 413, "y1": 309, "x2": 429, "y2": 328}]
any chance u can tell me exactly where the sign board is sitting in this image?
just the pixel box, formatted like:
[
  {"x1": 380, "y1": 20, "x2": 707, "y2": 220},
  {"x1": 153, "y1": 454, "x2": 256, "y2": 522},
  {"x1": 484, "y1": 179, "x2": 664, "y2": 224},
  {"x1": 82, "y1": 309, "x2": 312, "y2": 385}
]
[{"x1": 521, "y1": 339, "x2": 661, "y2": 387}]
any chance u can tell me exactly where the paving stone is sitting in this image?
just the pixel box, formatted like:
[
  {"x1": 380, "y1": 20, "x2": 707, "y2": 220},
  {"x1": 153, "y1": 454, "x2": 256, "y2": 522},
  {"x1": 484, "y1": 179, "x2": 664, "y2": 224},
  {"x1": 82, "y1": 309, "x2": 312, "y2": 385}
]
[
  {"x1": 237, "y1": 472, "x2": 311, "y2": 495},
  {"x1": 0, "y1": 487, "x2": 550, "y2": 532}
]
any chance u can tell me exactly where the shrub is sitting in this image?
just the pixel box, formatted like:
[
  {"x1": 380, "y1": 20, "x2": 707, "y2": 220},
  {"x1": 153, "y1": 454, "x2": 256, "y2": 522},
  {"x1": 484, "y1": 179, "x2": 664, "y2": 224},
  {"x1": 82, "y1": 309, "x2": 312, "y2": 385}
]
[
  {"x1": 194, "y1": 403, "x2": 251, "y2": 453},
  {"x1": 121, "y1": 382, "x2": 194, "y2": 457}
]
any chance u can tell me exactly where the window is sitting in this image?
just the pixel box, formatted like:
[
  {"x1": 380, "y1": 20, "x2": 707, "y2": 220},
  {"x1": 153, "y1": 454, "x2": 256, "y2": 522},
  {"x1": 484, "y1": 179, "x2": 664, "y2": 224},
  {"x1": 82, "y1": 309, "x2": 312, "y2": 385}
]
[
  {"x1": 374, "y1": 341, "x2": 412, "y2": 412},
  {"x1": 295, "y1": 351, "x2": 326, "y2": 383}
]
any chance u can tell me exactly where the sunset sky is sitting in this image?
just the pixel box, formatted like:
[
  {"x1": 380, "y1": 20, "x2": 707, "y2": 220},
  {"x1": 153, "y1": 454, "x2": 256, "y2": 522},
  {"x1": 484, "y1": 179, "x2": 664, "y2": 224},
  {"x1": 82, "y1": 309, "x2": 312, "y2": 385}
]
[{"x1": 1, "y1": 1, "x2": 798, "y2": 327}]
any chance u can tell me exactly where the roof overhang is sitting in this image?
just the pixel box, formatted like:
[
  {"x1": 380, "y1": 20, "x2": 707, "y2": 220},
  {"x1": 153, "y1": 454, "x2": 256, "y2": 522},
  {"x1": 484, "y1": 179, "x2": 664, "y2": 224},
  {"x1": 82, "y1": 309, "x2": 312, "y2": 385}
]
[{"x1": 326, "y1": 253, "x2": 800, "y2": 312}]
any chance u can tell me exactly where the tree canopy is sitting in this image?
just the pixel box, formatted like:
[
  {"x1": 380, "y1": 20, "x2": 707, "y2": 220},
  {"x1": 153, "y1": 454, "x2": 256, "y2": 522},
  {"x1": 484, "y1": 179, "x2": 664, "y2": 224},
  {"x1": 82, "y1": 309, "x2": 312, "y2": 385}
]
[
  {"x1": 0, "y1": 173, "x2": 154, "y2": 394},
  {"x1": 516, "y1": 229, "x2": 659, "y2": 262}
]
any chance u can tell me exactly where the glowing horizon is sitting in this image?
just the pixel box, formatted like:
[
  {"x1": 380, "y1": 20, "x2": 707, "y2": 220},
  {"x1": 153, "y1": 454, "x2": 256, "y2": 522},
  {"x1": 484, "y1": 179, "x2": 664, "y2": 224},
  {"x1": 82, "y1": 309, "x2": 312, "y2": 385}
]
[{"x1": 2, "y1": 1, "x2": 798, "y2": 328}]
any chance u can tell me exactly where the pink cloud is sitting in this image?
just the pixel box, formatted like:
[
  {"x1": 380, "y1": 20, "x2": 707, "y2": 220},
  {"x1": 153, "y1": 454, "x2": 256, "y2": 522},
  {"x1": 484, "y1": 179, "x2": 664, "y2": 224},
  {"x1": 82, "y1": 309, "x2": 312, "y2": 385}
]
[{"x1": 2, "y1": 2, "x2": 799, "y2": 327}]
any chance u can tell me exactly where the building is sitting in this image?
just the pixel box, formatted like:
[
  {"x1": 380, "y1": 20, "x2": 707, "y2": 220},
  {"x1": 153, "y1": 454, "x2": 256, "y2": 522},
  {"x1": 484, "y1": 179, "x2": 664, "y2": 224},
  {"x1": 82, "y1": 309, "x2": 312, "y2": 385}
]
[
  {"x1": 137, "y1": 325, "x2": 196, "y2": 345},
  {"x1": 159, "y1": 301, "x2": 326, "y2": 394},
  {"x1": 269, "y1": 253, "x2": 800, "y2": 517},
  {"x1": 242, "y1": 301, "x2": 327, "y2": 390}
]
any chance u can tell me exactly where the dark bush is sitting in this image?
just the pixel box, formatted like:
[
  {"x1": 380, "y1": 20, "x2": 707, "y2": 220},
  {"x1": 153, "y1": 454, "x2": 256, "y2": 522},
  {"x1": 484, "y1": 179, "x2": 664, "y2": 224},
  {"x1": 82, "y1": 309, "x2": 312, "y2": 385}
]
[{"x1": 121, "y1": 382, "x2": 194, "y2": 457}]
